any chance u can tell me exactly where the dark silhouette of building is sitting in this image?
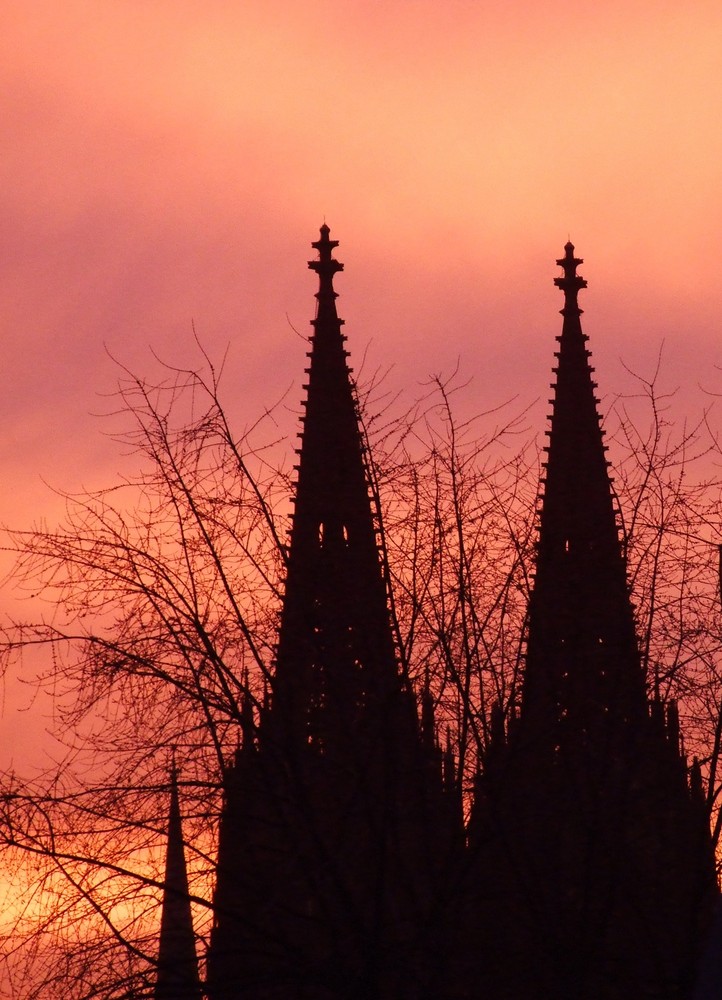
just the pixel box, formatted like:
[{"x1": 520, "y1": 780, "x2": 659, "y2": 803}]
[
  {"x1": 205, "y1": 226, "x2": 459, "y2": 1000},
  {"x1": 468, "y1": 243, "x2": 717, "y2": 1000},
  {"x1": 155, "y1": 764, "x2": 202, "y2": 1000},
  {"x1": 160, "y1": 232, "x2": 717, "y2": 1000}
]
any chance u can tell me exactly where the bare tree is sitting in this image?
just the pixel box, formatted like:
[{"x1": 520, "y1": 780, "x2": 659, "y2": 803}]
[
  {"x1": 0, "y1": 347, "x2": 291, "y2": 997},
  {"x1": 608, "y1": 361, "x2": 722, "y2": 820},
  {"x1": 0, "y1": 346, "x2": 721, "y2": 997},
  {"x1": 361, "y1": 369, "x2": 537, "y2": 795}
]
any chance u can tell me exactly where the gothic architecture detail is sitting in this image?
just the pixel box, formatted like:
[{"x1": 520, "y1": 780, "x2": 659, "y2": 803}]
[
  {"x1": 470, "y1": 242, "x2": 717, "y2": 1000},
  {"x1": 179, "y1": 232, "x2": 718, "y2": 1000},
  {"x1": 206, "y1": 226, "x2": 456, "y2": 1000}
]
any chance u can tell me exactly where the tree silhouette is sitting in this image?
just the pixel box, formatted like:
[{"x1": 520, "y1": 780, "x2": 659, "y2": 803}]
[{"x1": 0, "y1": 337, "x2": 720, "y2": 996}]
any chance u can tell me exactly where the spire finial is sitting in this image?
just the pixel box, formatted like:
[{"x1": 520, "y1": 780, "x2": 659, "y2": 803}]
[
  {"x1": 308, "y1": 223, "x2": 344, "y2": 291},
  {"x1": 554, "y1": 240, "x2": 587, "y2": 314}
]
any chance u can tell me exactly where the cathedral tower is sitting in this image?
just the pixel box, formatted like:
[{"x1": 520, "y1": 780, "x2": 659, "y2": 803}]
[
  {"x1": 207, "y1": 227, "x2": 455, "y2": 1000},
  {"x1": 472, "y1": 243, "x2": 716, "y2": 1000}
]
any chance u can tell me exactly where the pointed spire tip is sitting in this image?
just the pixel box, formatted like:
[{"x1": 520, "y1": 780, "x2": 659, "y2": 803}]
[
  {"x1": 309, "y1": 223, "x2": 344, "y2": 282},
  {"x1": 554, "y1": 240, "x2": 587, "y2": 302}
]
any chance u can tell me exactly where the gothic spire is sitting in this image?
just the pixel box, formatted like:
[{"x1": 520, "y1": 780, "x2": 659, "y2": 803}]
[
  {"x1": 522, "y1": 241, "x2": 646, "y2": 744},
  {"x1": 455, "y1": 242, "x2": 718, "y2": 1000},
  {"x1": 272, "y1": 224, "x2": 405, "y2": 750},
  {"x1": 207, "y1": 227, "x2": 456, "y2": 1000},
  {"x1": 155, "y1": 763, "x2": 201, "y2": 1000}
]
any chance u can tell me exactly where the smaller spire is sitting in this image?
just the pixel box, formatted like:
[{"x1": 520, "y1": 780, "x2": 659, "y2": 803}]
[
  {"x1": 443, "y1": 727, "x2": 456, "y2": 791},
  {"x1": 690, "y1": 756, "x2": 706, "y2": 807},
  {"x1": 420, "y1": 670, "x2": 437, "y2": 751},
  {"x1": 554, "y1": 240, "x2": 587, "y2": 314},
  {"x1": 490, "y1": 699, "x2": 506, "y2": 747},
  {"x1": 666, "y1": 699, "x2": 681, "y2": 752},
  {"x1": 155, "y1": 763, "x2": 201, "y2": 1000},
  {"x1": 240, "y1": 682, "x2": 256, "y2": 754}
]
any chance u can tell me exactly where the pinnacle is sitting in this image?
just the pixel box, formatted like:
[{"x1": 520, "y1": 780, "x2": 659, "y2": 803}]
[
  {"x1": 308, "y1": 223, "x2": 343, "y2": 284},
  {"x1": 554, "y1": 239, "x2": 587, "y2": 309}
]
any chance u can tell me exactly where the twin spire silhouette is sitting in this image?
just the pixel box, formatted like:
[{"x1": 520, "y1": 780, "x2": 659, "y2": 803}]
[{"x1": 155, "y1": 228, "x2": 717, "y2": 1000}]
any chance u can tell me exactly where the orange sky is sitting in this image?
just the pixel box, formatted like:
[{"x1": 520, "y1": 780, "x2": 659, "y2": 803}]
[{"x1": 2, "y1": 0, "x2": 722, "y2": 766}]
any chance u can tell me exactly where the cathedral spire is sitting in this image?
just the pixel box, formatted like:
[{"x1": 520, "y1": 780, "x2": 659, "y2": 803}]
[
  {"x1": 470, "y1": 242, "x2": 718, "y2": 999},
  {"x1": 272, "y1": 223, "x2": 404, "y2": 749},
  {"x1": 207, "y1": 227, "x2": 456, "y2": 1000},
  {"x1": 521, "y1": 241, "x2": 646, "y2": 739},
  {"x1": 155, "y1": 762, "x2": 201, "y2": 1000}
]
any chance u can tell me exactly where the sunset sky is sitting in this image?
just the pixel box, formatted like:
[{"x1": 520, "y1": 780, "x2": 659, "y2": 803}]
[{"x1": 2, "y1": 0, "x2": 722, "y2": 765}]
